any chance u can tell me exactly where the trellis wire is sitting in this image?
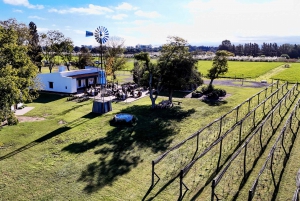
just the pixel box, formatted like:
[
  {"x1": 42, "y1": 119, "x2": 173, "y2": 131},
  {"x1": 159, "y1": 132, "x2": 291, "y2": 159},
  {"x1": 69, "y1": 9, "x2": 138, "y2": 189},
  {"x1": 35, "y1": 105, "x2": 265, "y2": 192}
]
[
  {"x1": 177, "y1": 82, "x2": 290, "y2": 198},
  {"x1": 292, "y1": 169, "x2": 300, "y2": 201},
  {"x1": 151, "y1": 82, "x2": 280, "y2": 187},
  {"x1": 211, "y1": 83, "x2": 298, "y2": 201},
  {"x1": 249, "y1": 97, "x2": 300, "y2": 201},
  {"x1": 151, "y1": 82, "x2": 283, "y2": 188}
]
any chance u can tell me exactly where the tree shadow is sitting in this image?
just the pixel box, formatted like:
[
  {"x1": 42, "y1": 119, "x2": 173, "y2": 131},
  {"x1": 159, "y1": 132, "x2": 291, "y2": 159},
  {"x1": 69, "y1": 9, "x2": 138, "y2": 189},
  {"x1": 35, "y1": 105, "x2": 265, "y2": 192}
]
[
  {"x1": 201, "y1": 99, "x2": 228, "y2": 106},
  {"x1": 158, "y1": 90, "x2": 191, "y2": 98},
  {"x1": 0, "y1": 112, "x2": 97, "y2": 161},
  {"x1": 62, "y1": 105, "x2": 196, "y2": 194},
  {"x1": 31, "y1": 93, "x2": 66, "y2": 104}
]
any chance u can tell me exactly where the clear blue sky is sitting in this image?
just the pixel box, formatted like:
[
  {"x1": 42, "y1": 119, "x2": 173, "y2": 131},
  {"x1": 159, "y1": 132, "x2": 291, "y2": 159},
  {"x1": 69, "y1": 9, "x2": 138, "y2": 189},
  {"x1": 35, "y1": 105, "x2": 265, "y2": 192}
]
[{"x1": 1, "y1": 0, "x2": 300, "y2": 47}]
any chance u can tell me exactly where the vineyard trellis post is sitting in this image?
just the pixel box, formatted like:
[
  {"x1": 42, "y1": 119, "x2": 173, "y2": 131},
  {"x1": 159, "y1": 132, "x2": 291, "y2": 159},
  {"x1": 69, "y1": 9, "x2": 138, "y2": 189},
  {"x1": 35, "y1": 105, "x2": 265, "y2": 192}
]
[
  {"x1": 179, "y1": 170, "x2": 188, "y2": 199},
  {"x1": 239, "y1": 121, "x2": 243, "y2": 144},
  {"x1": 244, "y1": 143, "x2": 247, "y2": 178},
  {"x1": 217, "y1": 138, "x2": 223, "y2": 172},
  {"x1": 236, "y1": 106, "x2": 240, "y2": 123}
]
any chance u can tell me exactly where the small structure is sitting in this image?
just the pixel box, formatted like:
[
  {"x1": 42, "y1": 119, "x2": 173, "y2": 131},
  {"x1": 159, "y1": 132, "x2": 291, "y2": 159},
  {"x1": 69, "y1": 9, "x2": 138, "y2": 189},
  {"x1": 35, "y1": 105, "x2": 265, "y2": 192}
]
[
  {"x1": 37, "y1": 66, "x2": 105, "y2": 94},
  {"x1": 92, "y1": 99, "x2": 112, "y2": 114}
]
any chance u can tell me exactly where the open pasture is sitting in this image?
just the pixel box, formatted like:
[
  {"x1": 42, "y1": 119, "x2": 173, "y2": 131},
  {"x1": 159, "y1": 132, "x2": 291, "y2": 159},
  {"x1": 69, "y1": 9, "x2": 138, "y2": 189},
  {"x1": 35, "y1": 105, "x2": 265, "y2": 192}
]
[
  {"x1": 0, "y1": 86, "x2": 263, "y2": 201},
  {"x1": 197, "y1": 61, "x2": 283, "y2": 78},
  {"x1": 271, "y1": 63, "x2": 300, "y2": 83}
]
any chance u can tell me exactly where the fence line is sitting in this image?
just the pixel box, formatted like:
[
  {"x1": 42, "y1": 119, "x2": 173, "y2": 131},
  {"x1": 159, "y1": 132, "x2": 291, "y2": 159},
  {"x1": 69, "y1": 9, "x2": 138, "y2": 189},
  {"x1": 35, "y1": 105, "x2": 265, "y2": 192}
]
[
  {"x1": 248, "y1": 98, "x2": 300, "y2": 201},
  {"x1": 211, "y1": 83, "x2": 298, "y2": 201},
  {"x1": 150, "y1": 81, "x2": 280, "y2": 187},
  {"x1": 177, "y1": 83, "x2": 290, "y2": 198}
]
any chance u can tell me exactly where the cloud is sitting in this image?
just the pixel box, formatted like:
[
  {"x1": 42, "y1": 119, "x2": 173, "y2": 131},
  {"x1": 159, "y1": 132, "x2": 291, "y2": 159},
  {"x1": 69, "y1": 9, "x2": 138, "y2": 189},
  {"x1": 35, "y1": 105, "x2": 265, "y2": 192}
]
[
  {"x1": 28, "y1": 16, "x2": 46, "y2": 20},
  {"x1": 134, "y1": 10, "x2": 161, "y2": 18},
  {"x1": 48, "y1": 4, "x2": 113, "y2": 15},
  {"x1": 3, "y1": 0, "x2": 44, "y2": 9},
  {"x1": 111, "y1": 14, "x2": 128, "y2": 20},
  {"x1": 13, "y1": 9, "x2": 23, "y2": 13},
  {"x1": 133, "y1": 20, "x2": 151, "y2": 25},
  {"x1": 115, "y1": 2, "x2": 138, "y2": 10},
  {"x1": 185, "y1": 0, "x2": 300, "y2": 42}
]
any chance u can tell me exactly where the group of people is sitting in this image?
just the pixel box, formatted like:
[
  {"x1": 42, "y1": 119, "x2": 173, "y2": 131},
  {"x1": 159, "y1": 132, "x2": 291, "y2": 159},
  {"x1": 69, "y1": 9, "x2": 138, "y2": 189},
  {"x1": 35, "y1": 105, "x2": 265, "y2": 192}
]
[{"x1": 102, "y1": 83, "x2": 143, "y2": 100}]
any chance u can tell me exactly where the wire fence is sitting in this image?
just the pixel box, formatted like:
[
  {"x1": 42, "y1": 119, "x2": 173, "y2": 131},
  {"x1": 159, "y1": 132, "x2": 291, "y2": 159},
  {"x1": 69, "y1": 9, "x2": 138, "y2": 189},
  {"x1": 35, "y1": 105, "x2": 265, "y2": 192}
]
[
  {"x1": 210, "y1": 83, "x2": 298, "y2": 201},
  {"x1": 248, "y1": 98, "x2": 300, "y2": 201},
  {"x1": 150, "y1": 81, "x2": 281, "y2": 188},
  {"x1": 177, "y1": 82, "x2": 290, "y2": 198}
]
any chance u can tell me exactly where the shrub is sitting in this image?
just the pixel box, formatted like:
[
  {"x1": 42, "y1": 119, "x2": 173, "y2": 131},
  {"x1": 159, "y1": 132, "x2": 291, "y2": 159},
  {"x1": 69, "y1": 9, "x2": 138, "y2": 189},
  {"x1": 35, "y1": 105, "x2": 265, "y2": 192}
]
[
  {"x1": 201, "y1": 85, "x2": 214, "y2": 95},
  {"x1": 7, "y1": 113, "x2": 18, "y2": 125},
  {"x1": 204, "y1": 88, "x2": 227, "y2": 100}
]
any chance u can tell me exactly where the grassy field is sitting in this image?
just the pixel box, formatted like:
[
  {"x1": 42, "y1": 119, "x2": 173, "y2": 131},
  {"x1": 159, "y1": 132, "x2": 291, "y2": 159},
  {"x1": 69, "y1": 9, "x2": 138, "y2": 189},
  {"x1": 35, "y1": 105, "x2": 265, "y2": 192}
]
[
  {"x1": 271, "y1": 63, "x2": 300, "y2": 83},
  {"x1": 0, "y1": 85, "x2": 264, "y2": 200},
  {"x1": 197, "y1": 61, "x2": 284, "y2": 78}
]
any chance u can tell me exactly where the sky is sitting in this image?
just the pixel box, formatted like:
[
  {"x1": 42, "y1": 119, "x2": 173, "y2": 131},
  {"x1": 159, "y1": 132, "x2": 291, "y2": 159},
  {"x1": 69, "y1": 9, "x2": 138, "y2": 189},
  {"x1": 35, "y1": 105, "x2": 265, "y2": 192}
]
[{"x1": 1, "y1": 0, "x2": 300, "y2": 47}]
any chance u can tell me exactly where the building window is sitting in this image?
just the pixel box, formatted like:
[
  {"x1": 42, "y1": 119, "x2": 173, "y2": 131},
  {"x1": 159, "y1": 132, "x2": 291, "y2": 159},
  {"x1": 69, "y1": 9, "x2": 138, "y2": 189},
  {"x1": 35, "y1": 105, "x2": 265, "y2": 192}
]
[{"x1": 49, "y1": 82, "x2": 53, "y2": 89}]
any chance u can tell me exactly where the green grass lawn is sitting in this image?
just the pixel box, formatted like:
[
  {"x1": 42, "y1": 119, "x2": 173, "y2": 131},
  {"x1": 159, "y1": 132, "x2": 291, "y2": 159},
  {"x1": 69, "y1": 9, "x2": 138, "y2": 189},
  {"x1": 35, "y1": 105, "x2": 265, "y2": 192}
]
[
  {"x1": 0, "y1": 86, "x2": 263, "y2": 200},
  {"x1": 271, "y1": 63, "x2": 300, "y2": 83},
  {"x1": 197, "y1": 61, "x2": 283, "y2": 78}
]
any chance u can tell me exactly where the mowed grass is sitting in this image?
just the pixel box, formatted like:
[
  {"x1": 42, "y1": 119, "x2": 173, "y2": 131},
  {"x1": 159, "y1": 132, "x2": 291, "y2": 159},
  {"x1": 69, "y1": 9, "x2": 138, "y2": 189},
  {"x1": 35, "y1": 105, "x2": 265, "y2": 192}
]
[
  {"x1": 197, "y1": 61, "x2": 283, "y2": 78},
  {"x1": 0, "y1": 86, "x2": 263, "y2": 200},
  {"x1": 271, "y1": 63, "x2": 300, "y2": 83}
]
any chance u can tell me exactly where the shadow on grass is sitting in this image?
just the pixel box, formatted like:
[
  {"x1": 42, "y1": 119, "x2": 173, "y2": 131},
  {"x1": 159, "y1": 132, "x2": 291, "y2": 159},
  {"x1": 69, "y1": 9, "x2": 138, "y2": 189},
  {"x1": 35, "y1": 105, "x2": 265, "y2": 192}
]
[
  {"x1": 62, "y1": 105, "x2": 196, "y2": 194},
  {"x1": 202, "y1": 99, "x2": 228, "y2": 106},
  {"x1": 158, "y1": 90, "x2": 191, "y2": 98},
  {"x1": 0, "y1": 112, "x2": 97, "y2": 161},
  {"x1": 31, "y1": 93, "x2": 66, "y2": 104}
]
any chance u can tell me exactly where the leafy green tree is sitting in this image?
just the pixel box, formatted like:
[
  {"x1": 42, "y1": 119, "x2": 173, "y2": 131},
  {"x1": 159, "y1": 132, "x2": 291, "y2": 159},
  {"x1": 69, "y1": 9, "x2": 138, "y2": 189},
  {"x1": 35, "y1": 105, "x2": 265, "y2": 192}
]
[
  {"x1": 39, "y1": 30, "x2": 65, "y2": 73},
  {"x1": 134, "y1": 52, "x2": 161, "y2": 108},
  {"x1": 207, "y1": 50, "x2": 233, "y2": 88},
  {"x1": 61, "y1": 37, "x2": 74, "y2": 71},
  {"x1": 28, "y1": 21, "x2": 43, "y2": 73},
  {"x1": 76, "y1": 47, "x2": 93, "y2": 69},
  {"x1": 0, "y1": 18, "x2": 30, "y2": 46},
  {"x1": 158, "y1": 36, "x2": 203, "y2": 102},
  {"x1": 0, "y1": 26, "x2": 38, "y2": 125}
]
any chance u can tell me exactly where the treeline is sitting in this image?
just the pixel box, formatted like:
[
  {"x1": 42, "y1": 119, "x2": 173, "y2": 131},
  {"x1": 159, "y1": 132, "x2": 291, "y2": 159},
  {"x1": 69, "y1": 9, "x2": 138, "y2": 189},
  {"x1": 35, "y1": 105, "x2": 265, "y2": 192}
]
[
  {"x1": 73, "y1": 45, "x2": 219, "y2": 54},
  {"x1": 218, "y1": 40, "x2": 300, "y2": 58}
]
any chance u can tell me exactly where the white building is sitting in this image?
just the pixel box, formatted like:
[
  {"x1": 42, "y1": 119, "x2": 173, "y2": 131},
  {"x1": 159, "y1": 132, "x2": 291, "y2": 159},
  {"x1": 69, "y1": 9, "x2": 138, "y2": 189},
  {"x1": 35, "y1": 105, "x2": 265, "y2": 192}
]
[{"x1": 37, "y1": 66, "x2": 106, "y2": 94}]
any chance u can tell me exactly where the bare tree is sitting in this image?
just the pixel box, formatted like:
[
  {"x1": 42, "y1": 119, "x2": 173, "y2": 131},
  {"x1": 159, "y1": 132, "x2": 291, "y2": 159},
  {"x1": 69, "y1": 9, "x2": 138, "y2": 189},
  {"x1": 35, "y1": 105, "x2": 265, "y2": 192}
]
[{"x1": 104, "y1": 36, "x2": 126, "y2": 80}]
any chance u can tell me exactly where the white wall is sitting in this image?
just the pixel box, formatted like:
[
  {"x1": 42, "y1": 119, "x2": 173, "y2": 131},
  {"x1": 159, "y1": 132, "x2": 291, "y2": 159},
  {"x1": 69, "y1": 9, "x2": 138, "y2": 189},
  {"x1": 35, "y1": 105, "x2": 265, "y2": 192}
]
[{"x1": 37, "y1": 73, "x2": 77, "y2": 93}]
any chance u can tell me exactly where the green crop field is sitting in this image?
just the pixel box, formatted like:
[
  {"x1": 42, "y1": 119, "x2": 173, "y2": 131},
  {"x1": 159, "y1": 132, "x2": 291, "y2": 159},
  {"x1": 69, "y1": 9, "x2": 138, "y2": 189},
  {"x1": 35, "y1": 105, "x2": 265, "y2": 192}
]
[
  {"x1": 271, "y1": 63, "x2": 300, "y2": 83},
  {"x1": 197, "y1": 61, "x2": 283, "y2": 78}
]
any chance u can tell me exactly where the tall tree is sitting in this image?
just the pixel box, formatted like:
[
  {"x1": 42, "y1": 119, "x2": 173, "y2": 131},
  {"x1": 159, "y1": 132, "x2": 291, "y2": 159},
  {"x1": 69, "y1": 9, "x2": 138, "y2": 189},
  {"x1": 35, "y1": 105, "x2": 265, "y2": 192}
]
[
  {"x1": 61, "y1": 37, "x2": 74, "y2": 71},
  {"x1": 76, "y1": 47, "x2": 93, "y2": 69},
  {"x1": 207, "y1": 50, "x2": 233, "y2": 88},
  {"x1": 39, "y1": 30, "x2": 65, "y2": 73},
  {"x1": 134, "y1": 52, "x2": 161, "y2": 108},
  {"x1": 218, "y1": 39, "x2": 232, "y2": 52},
  {"x1": 28, "y1": 21, "x2": 43, "y2": 72},
  {"x1": 158, "y1": 36, "x2": 203, "y2": 102},
  {"x1": 104, "y1": 36, "x2": 126, "y2": 80},
  {"x1": 0, "y1": 25, "x2": 38, "y2": 124},
  {"x1": 0, "y1": 18, "x2": 30, "y2": 45}
]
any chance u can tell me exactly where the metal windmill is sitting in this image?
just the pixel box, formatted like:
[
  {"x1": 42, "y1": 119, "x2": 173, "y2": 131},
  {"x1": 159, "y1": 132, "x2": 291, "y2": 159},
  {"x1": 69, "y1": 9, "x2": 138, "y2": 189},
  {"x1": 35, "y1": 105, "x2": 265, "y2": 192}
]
[
  {"x1": 86, "y1": 26, "x2": 109, "y2": 101},
  {"x1": 86, "y1": 26, "x2": 109, "y2": 69}
]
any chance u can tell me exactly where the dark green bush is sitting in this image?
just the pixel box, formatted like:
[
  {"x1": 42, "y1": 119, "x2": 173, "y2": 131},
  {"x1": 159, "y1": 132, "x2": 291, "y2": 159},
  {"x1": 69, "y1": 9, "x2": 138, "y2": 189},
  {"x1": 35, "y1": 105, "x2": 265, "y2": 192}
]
[{"x1": 7, "y1": 113, "x2": 18, "y2": 125}]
